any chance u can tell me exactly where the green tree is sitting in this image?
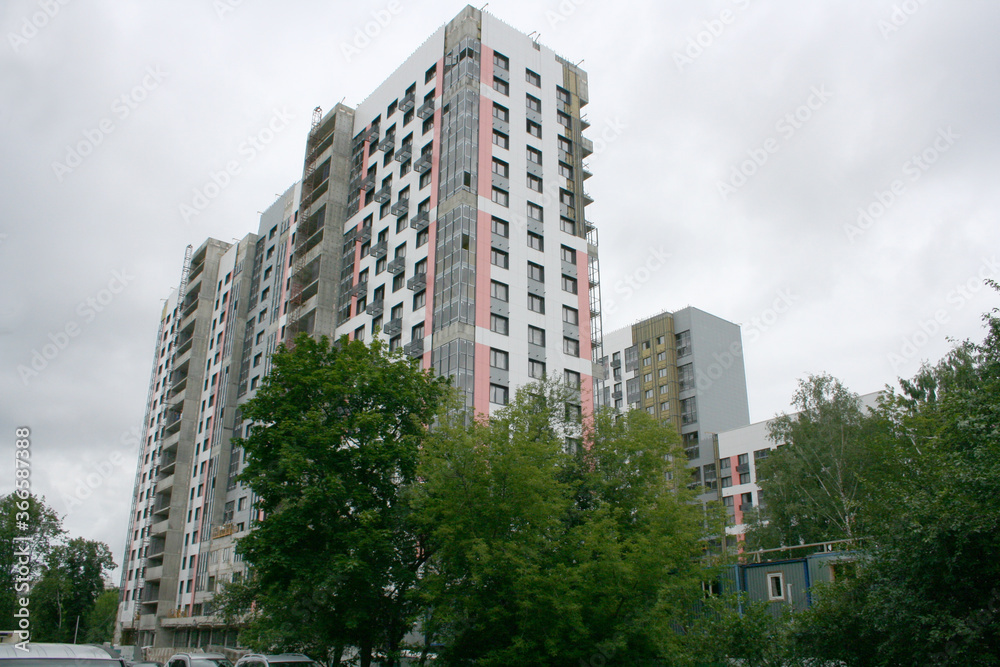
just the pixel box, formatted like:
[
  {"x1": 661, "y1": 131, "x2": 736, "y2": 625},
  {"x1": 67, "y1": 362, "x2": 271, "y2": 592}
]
[
  {"x1": 1, "y1": 494, "x2": 64, "y2": 625},
  {"x1": 31, "y1": 538, "x2": 115, "y2": 642},
  {"x1": 413, "y1": 381, "x2": 711, "y2": 665},
  {"x1": 795, "y1": 293, "x2": 1000, "y2": 666},
  {"x1": 84, "y1": 588, "x2": 120, "y2": 643},
  {"x1": 218, "y1": 334, "x2": 450, "y2": 666},
  {"x1": 744, "y1": 374, "x2": 882, "y2": 550}
]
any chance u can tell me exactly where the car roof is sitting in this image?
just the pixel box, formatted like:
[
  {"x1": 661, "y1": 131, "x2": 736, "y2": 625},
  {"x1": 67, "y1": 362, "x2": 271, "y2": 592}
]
[
  {"x1": 238, "y1": 656, "x2": 314, "y2": 663},
  {"x1": 0, "y1": 644, "x2": 120, "y2": 660},
  {"x1": 173, "y1": 655, "x2": 227, "y2": 660}
]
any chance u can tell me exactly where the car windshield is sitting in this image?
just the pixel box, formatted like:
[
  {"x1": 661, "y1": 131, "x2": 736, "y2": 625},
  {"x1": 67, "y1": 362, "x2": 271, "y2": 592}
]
[{"x1": 191, "y1": 660, "x2": 233, "y2": 667}]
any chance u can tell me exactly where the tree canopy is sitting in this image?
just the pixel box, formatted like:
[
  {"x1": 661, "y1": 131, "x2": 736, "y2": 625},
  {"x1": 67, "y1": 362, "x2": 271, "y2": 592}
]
[
  {"x1": 412, "y1": 381, "x2": 713, "y2": 665},
  {"x1": 217, "y1": 334, "x2": 450, "y2": 666}
]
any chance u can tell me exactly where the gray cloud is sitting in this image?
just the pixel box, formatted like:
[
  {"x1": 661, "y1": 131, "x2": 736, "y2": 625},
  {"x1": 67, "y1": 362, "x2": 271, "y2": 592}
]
[{"x1": 1, "y1": 0, "x2": 998, "y2": 579}]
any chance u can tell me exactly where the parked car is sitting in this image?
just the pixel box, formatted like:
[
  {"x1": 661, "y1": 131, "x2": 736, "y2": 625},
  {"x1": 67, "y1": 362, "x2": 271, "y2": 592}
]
[
  {"x1": 164, "y1": 654, "x2": 233, "y2": 667},
  {"x1": 0, "y1": 643, "x2": 128, "y2": 667},
  {"x1": 130, "y1": 662, "x2": 163, "y2": 667},
  {"x1": 234, "y1": 654, "x2": 319, "y2": 667}
]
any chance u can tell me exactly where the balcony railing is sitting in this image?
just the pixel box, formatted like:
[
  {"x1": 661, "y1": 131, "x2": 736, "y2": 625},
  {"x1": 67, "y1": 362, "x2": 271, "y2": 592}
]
[
  {"x1": 417, "y1": 99, "x2": 435, "y2": 119},
  {"x1": 387, "y1": 257, "x2": 405, "y2": 275},
  {"x1": 410, "y1": 210, "x2": 430, "y2": 231},
  {"x1": 374, "y1": 186, "x2": 392, "y2": 204}
]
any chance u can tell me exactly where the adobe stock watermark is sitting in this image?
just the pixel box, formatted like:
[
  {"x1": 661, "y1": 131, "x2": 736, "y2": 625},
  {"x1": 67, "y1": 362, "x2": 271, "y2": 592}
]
[
  {"x1": 61, "y1": 426, "x2": 143, "y2": 515},
  {"x1": 17, "y1": 268, "x2": 135, "y2": 385},
  {"x1": 52, "y1": 66, "x2": 168, "y2": 182},
  {"x1": 545, "y1": 0, "x2": 589, "y2": 29},
  {"x1": 878, "y1": 0, "x2": 933, "y2": 39},
  {"x1": 7, "y1": 0, "x2": 71, "y2": 53},
  {"x1": 717, "y1": 85, "x2": 833, "y2": 201},
  {"x1": 696, "y1": 289, "x2": 798, "y2": 393},
  {"x1": 340, "y1": 1, "x2": 403, "y2": 63},
  {"x1": 673, "y1": 0, "x2": 755, "y2": 72},
  {"x1": 179, "y1": 108, "x2": 293, "y2": 223},
  {"x1": 887, "y1": 256, "x2": 999, "y2": 372},
  {"x1": 844, "y1": 126, "x2": 958, "y2": 243},
  {"x1": 213, "y1": 0, "x2": 244, "y2": 20},
  {"x1": 601, "y1": 246, "x2": 671, "y2": 316}
]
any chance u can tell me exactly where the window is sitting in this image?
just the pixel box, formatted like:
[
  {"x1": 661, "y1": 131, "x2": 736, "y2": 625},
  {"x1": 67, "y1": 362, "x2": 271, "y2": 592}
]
[
  {"x1": 529, "y1": 359, "x2": 546, "y2": 379},
  {"x1": 425, "y1": 63, "x2": 437, "y2": 83},
  {"x1": 558, "y1": 161, "x2": 574, "y2": 179},
  {"x1": 387, "y1": 99, "x2": 398, "y2": 117},
  {"x1": 490, "y1": 383, "x2": 509, "y2": 405},
  {"x1": 564, "y1": 369, "x2": 581, "y2": 388},
  {"x1": 527, "y1": 146, "x2": 542, "y2": 164},
  {"x1": 681, "y1": 397, "x2": 697, "y2": 425},
  {"x1": 561, "y1": 245, "x2": 577, "y2": 264},
  {"x1": 422, "y1": 116, "x2": 433, "y2": 134},
  {"x1": 767, "y1": 572, "x2": 785, "y2": 601},
  {"x1": 660, "y1": 401, "x2": 670, "y2": 412},
  {"x1": 526, "y1": 94, "x2": 541, "y2": 112},
  {"x1": 493, "y1": 103, "x2": 509, "y2": 122},
  {"x1": 492, "y1": 216, "x2": 509, "y2": 237},
  {"x1": 389, "y1": 335, "x2": 401, "y2": 352},
  {"x1": 413, "y1": 290, "x2": 426, "y2": 310},
  {"x1": 527, "y1": 231, "x2": 544, "y2": 250},
  {"x1": 676, "y1": 330, "x2": 692, "y2": 356},
  {"x1": 492, "y1": 158, "x2": 509, "y2": 178},
  {"x1": 528, "y1": 325, "x2": 545, "y2": 346},
  {"x1": 493, "y1": 52, "x2": 509, "y2": 70},
  {"x1": 740, "y1": 472, "x2": 751, "y2": 484},
  {"x1": 528, "y1": 293, "x2": 545, "y2": 313},
  {"x1": 354, "y1": 326, "x2": 365, "y2": 341},
  {"x1": 493, "y1": 77, "x2": 509, "y2": 95},
  {"x1": 527, "y1": 119, "x2": 542, "y2": 138},
  {"x1": 657, "y1": 351, "x2": 667, "y2": 361},
  {"x1": 643, "y1": 356, "x2": 651, "y2": 366},
  {"x1": 419, "y1": 169, "x2": 432, "y2": 189},
  {"x1": 643, "y1": 373, "x2": 652, "y2": 383},
  {"x1": 491, "y1": 248, "x2": 509, "y2": 268},
  {"x1": 527, "y1": 173, "x2": 543, "y2": 192},
  {"x1": 645, "y1": 389, "x2": 654, "y2": 399},
  {"x1": 527, "y1": 202, "x2": 543, "y2": 221},
  {"x1": 490, "y1": 348, "x2": 509, "y2": 370},
  {"x1": 416, "y1": 227, "x2": 429, "y2": 247},
  {"x1": 491, "y1": 187, "x2": 509, "y2": 207},
  {"x1": 561, "y1": 275, "x2": 578, "y2": 294},
  {"x1": 562, "y1": 306, "x2": 578, "y2": 325},
  {"x1": 556, "y1": 86, "x2": 571, "y2": 104},
  {"x1": 679, "y1": 364, "x2": 694, "y2": 391},
  {"x1": 527, "y1": 262, "x2": 544, "y2": 282},
  {"x1": 491, "y1": 281, "x2": 508, "y2": 301},
  {"x1": 560, "y1": 189, "x2": 575, "y2": 208},
  {"x1": 375, "y1": 256, "x2": 387, "y2": 274},
  {"x1": 721, "y1": 476, "x2": 732, "y2": 489},
  {"x1": 493, "y1": 130, "x2": 509, "y2": 149},
  {"x1": 491, "y1": 314, "x2": 509, "y2": 335},
  {"x1": 561, "y1": 218, "x2": 576, "y2": 235},
  {"x1": 564, "y1": 337, "x2": 580, "y2": 357},
  {"x1": 557, "y1": 110, "x2": 572, "y2": 128}
]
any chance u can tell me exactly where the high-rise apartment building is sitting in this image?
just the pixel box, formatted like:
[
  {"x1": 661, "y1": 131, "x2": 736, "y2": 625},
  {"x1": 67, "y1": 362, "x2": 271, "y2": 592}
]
[
  {"x1": 117, "y1": 6, "x2": 603, "y2": 650},
  {"x1": 601, "y1": 307, "x2": 751, "y2": 503}
]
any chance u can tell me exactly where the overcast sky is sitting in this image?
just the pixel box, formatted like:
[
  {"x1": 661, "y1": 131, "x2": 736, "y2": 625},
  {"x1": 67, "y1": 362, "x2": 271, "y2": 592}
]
[{"x1": 2, "y1": 0, "x2": 998, "y2": 578}]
